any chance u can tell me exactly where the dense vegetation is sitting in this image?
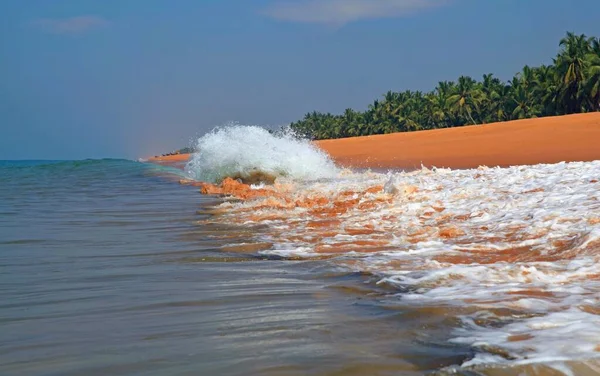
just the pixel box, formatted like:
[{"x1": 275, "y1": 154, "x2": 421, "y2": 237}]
[
  {"x1": 290, "y1": 32, "x2": 600, "y2": 140},
  {"x1": 159, "y1": 147, "x2": 194, "y2": 157}
]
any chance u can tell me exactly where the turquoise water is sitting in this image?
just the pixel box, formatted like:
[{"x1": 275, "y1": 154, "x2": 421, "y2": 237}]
[{"x1": 0, "y1": 160, "x2": 464, "y2": 376}]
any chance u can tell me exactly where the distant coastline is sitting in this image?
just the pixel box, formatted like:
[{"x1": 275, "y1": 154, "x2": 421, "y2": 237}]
[
  {"x1": 150, "y1": 113, "x2": 600, "y2": 170},
  {"x1": 151, "y1": 32, "x2": 600, "y2": 171}
]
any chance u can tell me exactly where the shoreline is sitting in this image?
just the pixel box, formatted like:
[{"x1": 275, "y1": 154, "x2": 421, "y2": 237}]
[{"x1": 149, "y1": 113, "x2": 600, "y2": 169}]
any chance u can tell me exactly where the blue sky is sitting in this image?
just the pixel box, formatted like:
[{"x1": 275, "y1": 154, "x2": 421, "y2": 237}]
[{"x1": 1, "y1": 0, "x2": 598, "y2": 159}]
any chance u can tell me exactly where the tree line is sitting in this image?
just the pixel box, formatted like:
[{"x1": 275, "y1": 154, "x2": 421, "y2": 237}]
[{"x1": 289, "y1": 32, "x2": 600, "y2": 140}]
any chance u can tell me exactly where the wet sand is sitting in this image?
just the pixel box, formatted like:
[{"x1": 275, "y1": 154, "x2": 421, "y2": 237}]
[{"x1": 150, "y1": 113, "x2": 600, "y2": 169}]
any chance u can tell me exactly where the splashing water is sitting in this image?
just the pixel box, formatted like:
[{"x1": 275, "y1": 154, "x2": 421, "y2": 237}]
[
  {"x1": 198, "y1": 158, "x2": 600, "y2": 373},
  {"x1": 184, "y1": 125, "x2": 339, "y2": 183}
]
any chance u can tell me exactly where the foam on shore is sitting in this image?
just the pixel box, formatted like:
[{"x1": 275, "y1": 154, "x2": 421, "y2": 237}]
[
  {"x1": 157, "y1": 115, "x2": 600, "y2": 372},
  {"x1": 197, "y1": 159, "x2": 600, "y2": 373}
]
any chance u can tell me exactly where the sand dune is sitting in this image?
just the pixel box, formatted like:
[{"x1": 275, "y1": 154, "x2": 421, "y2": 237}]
[
  {"x1": 317, "y1": 112, "x2": 600, "y2": 169},
  {"x1": 150, "y1": 113, "x2": 600, "y2": 169}
]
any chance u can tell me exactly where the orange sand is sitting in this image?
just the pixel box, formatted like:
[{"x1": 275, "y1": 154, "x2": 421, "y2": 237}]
[
  {"x1": 316, "y1": 113, "x2": 600, "y2": 169},
  {"x1": 149, "y1": 113, "x2": 600, "y2": 169},
  {"x1": 148, "y1": 153, "x2": 190, "y2": 163}
]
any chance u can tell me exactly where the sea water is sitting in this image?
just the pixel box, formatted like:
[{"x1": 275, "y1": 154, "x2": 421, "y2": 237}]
[{"x1": 2, "y1": 128, "x2": 600, "y2": 375}]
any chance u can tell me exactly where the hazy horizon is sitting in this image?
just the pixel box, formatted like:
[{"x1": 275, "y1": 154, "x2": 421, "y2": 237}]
[{"x1": 1, "y1": 0, "x2": 599, "y2": 160}]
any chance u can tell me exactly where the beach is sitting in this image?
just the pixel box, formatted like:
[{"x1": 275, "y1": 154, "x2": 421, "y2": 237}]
[
  {"x1": 149, "y1": 114, "x2": 600, "y2": 374},
  {"x1": 151, "y1": 113, "x2": 600, "y2": 169},
  {"x1": 6, "y1": 1, "x2": 600, "y2": 374},
  {"x1": 3, "y1": 115, "x2": 600, "y2": 375}
]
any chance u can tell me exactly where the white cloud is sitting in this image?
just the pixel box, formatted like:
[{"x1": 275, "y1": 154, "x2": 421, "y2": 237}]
[
  {"x1": 30, "y1": 16, "x2": 109, "y2": 35},
  {"x1": 263, "y1": 0, "x2": 449, "y2": 25}
]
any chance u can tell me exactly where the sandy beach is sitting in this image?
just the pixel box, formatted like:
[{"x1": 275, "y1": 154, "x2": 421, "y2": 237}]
[
  {"x1": 9, "y1": 2, "x2": 600, "y2": 372},
  {"x1": 140, "y1": 112, "x2": 600, "y2": 373},
  {"x1": 150, "y1": 113, "x2": 600, "y2": 169}
]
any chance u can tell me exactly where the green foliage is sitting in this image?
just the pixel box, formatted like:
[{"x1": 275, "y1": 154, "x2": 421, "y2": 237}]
[
  {"x1": 160, "y1": 147, "x2": 194, "y2": 157},
  {"x1": 178, "y1": 147, "x2": 194, "y2": 154},
  {"x1": 289, "y1": 32, "x2": 600, "y2": 140}
]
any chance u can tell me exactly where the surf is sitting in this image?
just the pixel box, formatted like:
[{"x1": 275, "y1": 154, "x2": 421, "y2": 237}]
[
  {"x1": 195, "y1": 156, "x2": 600, "y2": 373},
  {"x1": 184, "y1": 125, "x2": 339, "y2": 183}
]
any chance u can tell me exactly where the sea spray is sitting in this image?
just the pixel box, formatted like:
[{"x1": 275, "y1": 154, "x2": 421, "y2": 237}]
[
  {"x1": 200, "y1": 158, "x2": 600, "y2": 369},
  {"x1": 184, "y1": 125, "x2": 339, "y2": 183}
]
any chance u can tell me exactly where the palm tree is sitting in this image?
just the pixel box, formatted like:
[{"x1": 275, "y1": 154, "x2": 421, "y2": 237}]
[
  {"x1": 531, "y1": 65, "x2": 560, "y2": 116},
  {"x1": 427, "y1": 91, "x2": 449, "y2": 128},
  {"x1": 479, "y1": 73, "x2": 505, "y2": 123},
  {"x1": 488, "y1": 83, "x2": 513, "y2": 122},
  {"x1": 511, "y1": 82, "x2": 538, "y2": 119},
  {"x1": 555, "y1": 32, "x2": 591, "y2": 113},
  {"x1": 447, "y1": 76, "x2": 482, "y2": 125},
  {"x1": 342, "y1": 108, "x2": 364, "y2": 137},
  {"x1": 287, "y1": 31, "x2": 599, "y2": 141},
  {"x1": 366, "y1": 99, "x2": 384, "y2": 134},
  {"x1": 584, "y1": 37, "x2": 600, "y2": 111},
  {"x1": 382, "y1": 91, "x2": 400, "y2": 115},
  {"x1": 434, "y1": 81, "x2": 457, "y2": 126},
  {"x1": 393, "y1": 91, "x2": 423, "y2": 132}
]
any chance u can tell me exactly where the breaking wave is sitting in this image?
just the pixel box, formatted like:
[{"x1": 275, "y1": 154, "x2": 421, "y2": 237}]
[
  {"x1": 198, "y1": 158, "x2": 600, "y2": 373},
  {"x1": 184, "y1": 125, "x2": 339, "y2": 183}
]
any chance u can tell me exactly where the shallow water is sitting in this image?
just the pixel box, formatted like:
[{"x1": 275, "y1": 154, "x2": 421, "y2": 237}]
[
  {"x1": 2, "y1": 158, "x2": 600, "y2": 376},
  {"x1": 181, "y1": 123, "x2": 600, "y2": 376},
  {"x1": 0, "y1": 160, "x2": 444, "y2": 375}
]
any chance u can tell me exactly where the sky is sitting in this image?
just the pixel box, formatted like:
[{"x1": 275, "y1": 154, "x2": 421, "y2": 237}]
[{"x1": 1, "y1": 0, "x2": 599, "y2": 160}]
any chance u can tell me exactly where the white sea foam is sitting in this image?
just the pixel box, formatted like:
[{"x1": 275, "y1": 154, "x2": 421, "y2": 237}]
[
  {"x1": 184, "y1": 125, "x2": 339, "y2": 183},
  {"x1": 202, "y1": 155, "x2": 600, "y2": 370}
]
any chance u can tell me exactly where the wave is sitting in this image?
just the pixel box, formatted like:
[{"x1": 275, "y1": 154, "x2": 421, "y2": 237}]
[
  {"x1": 184, "y1": 125, "x2": 339, "y2": 183},
  {"x1": 198, "y1": 158, "x2": 600, "y2": 372}
]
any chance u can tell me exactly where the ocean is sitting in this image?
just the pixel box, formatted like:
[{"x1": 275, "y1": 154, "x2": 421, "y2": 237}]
[{"x1": 1, "y1": 128, "x2": 600, "y2": 375}]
